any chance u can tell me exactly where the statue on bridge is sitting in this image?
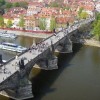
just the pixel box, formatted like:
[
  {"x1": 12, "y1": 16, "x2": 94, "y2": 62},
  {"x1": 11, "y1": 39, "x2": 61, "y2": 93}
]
[{"x1": 19, "y1": 58, "x2": 25, "y2": 70}]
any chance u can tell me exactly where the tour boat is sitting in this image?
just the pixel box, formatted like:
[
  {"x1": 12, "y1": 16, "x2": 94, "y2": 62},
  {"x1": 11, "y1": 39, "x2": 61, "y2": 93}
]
[
  {"x1": 0, "y1": 42, "x2": 27, "y2": 53},
  {"x1": 0, "y1": 31, "x2": 17, "y2": 39}
]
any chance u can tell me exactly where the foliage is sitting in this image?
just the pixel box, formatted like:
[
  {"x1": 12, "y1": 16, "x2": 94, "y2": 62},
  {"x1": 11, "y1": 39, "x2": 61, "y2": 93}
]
[
  {"x1": 0, "y1": 0, "x2": 28, "y2": 15},
  {"x1": 18, "y1": 1, "x2": 28, "y2": 9},
  {"x1": 92, "y1": 13, "x2": 100, "y2": 28},
  {"x1": 0, "y1": 15, "x2": 4, "y2": 27},
  {"x1": 0, "y1": 0, "x2": 5, "y2": 6},
  {"x1": 95, "y1": 13, "x2": 100, "y2": 20},
  {"x1": 78, "y1": 7, "x2": 84, "y2": 17},
  {"x1": 80, "y1": 12, "x2": 88, "y2": 19},
  {"x1": 18, "y1": 15, "x2": 25, "y2": 28},
  {"x1": 13, "y1": 2, "x2": 20, "y2": 7},
  {"x1": 7, "y1": 19, "x2": 12, "y2": 28},
  {"x1": 79, "y1": 24, "x2": 90, "y2": 34},
  {"x1": 0, "y1": 0, "x2": 5, "y2": 15},
  {"x1": 93, "y1": 20, "x2": 100, "y2": 41},
  {"x1": 92, "y1": 12, "x2": 100, "y2": 40},
  {"x1": 39, "y1": 18, "x2": 46, "y2": 30},
  {"x1": 50, "y1": 17, "x2": 56, "y2": 31},
  {"x1": 78, "y1": 7, "x2": 88, "y2": 19},
  {"x1": 92, "y1": 20, "x2": 98, "y2": 28},
  {"x1": 49, "y1": 2, "x2": 60, "y2": 7},
  {"x1": 0, "y1": 0, "x2": 28, "y2": 9},
  {"x1": 5, "y1": 2, "x2": 12, "y2": 9}
]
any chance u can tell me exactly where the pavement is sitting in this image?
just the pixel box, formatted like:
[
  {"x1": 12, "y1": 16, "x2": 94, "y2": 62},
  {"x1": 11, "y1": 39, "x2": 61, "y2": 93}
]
[{"x1": 0, "y1": 29, "x2": 52, "y2": 38}]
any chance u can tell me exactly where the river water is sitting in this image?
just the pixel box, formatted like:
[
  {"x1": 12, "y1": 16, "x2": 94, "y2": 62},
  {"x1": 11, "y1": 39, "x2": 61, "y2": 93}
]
[
  {"x1": 0, "y1": 36, "x2": 100, "y2": 100},
  {"x1": 0, "y1": 36, "x2": 41, "y2": 60}
]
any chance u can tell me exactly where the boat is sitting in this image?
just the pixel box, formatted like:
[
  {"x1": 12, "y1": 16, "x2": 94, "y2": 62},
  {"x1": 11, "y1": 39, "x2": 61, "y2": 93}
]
[
  {"x1": 0, "y1": 31, "x2": 17, "y2": 39},
  {"x1": 0, "y1": 42, "x2": 27, "y2": 53}
]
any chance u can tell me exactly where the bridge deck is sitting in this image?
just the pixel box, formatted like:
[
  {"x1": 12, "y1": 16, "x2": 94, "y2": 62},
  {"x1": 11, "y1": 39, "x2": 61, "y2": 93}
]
[{"x1": 0, "y1": 18, "x2": 94, "y2": 84}]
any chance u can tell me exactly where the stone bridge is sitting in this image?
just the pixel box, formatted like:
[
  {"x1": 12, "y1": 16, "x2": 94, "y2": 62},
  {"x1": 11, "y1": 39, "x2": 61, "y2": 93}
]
[{"x1": 0, "y1": 18, "x2": 95, "y2": 99}]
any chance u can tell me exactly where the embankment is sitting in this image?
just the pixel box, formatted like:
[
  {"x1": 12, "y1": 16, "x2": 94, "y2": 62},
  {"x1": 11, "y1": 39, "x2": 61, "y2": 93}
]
[
  {"x1": 0, "y1": 29, "x2": 52, "y2": 38},
  {"x1": 84, "y1": 39, "x2": 100, "y2": 48}
]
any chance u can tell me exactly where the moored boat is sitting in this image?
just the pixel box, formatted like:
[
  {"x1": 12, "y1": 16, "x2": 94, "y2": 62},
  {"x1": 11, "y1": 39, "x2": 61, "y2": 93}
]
[
  {"x1": 0, "y1": 42, "x2": 27, "y2": 53},
  {"x1": 0, "y1": 31, "x2": 17, "y2": 39}
]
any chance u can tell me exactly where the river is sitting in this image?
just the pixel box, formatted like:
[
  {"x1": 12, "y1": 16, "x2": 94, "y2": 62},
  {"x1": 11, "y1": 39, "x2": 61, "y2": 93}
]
[
  {"x1": 0, "y1": 36, "x2": 100, "y2": 100},
  {"x1": 0, "y1": 36, "x2": 41, "y2": 60}
]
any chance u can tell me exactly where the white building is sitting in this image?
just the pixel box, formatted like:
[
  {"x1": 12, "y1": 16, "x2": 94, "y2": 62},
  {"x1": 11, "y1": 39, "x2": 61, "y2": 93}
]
[{"x1": 95, "y1": 2, "x2": 100, "y2": 12}]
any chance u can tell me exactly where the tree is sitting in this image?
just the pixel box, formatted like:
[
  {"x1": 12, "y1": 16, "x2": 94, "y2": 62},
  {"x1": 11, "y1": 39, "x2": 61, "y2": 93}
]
[
  {"x1": 6, "y1": 2, "x2": 12, "y2": 9},
  {"x1": 0, "y1": 15, "x2": 4, "y2": 27},
  {"x1": 78, "y1": 7, "x2": 84, "y2": 17},
  {"x1": 0, "y1": 0, "x2": 5, "y2": 15},
  {"x1": 39, "y1": 18, "x2": 46, "y2": 30},
  {"x1": 49, "y1": 2, "x2": 60, "y2": 7},
  {"x1": 19, "y1": 1, "x2": 28, "y2": 9},
  {"x1": 93, "y1": 20, "x2": 100, "y2": 41},
  {"x1": 0, "y1": 0, "x2": 5, "y2": 6},
  {"x1": 7, "y1": 19, "x2": 12, "y2": 28},
  {"x1": 92, "y1": 13, "x2": 100, "y2": 28},
  {"x1": 13, "y1": 2, "x2": 20, "y2": 7},
  {"x1": 92, "y1": 20, "x2": 98, "y2": 28},
  {"x1": 50, "y1": 17, "x2": 56, "y2": 31},
  {"x1": 19, "y1": 16, "x2": 25, "y2": 29},
  {"x1": 80, "y1": 12, "x2": 88, "y2": 19},
  {"x1": 95, "y1": 13, "x2": 100, "y2": 20}
]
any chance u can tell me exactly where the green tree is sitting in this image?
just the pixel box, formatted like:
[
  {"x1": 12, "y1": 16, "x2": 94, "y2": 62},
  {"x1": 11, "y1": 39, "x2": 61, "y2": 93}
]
[
  {"x1": 19, "y1": 16, "x2": 25, "y2": 29},
  {"x1": 39, "y1": 18, "x2": 46, "y2": 30},
  {"x1": 92, "y1": 13, "x2": 100, "y2": 28},
  {"x1": 5, "y1": 2, "x2": 12, "y2": 9},
  {"x1": 92, "y1": 20, "x2": 98, "y2": 28},
  {"x1": 50, "y1": 17, "x2": 56, "y2": 31},
  {"x1": 49, "y1": 2, "x2": 60, "y2": 7},
  {"x1": 0, "y1": 15, "x2": 4, "y2": 27},
  {"x1": 95, "y1": 13, "x2": 100, "y2": 20},
  {"x1": 80, "y1": 12, "x2": 88, "y2": 19},
  {"x1": 7, "y1": 19, "x2": 12, "y2": 28},
  {"x1": 93, "y1": 20, "x2": 100, "y2": 41},
  {"x1": 78, "y1": 7, "x2": 84, "y2": 17},
  {"x1": 0, "y1": 0, "x2": 5, "y2": 6},
  {"x1": 0, "y1": 0, "x2": 5, "y2": 15},
  {"x1": 13, "y1": 2, "x2": 20, "y2": 7},
  {"x1": 19, "y1": 1, "x2": 28, "y2": 9}
]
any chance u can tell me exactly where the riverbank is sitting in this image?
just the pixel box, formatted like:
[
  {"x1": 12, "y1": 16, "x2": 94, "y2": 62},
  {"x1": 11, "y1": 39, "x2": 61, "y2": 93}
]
[
  {"x1": 1, "y1": 29, "x2": 100, "y2": 48},
  {"x1": 0, "y1": 29, "x2": 52, "y2": 38},
  {"x1": 84, "y1": 39, "x2": 100, "y2": 47}
]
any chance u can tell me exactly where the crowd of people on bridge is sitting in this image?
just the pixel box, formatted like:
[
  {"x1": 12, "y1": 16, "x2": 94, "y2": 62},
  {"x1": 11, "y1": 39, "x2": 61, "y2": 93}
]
[
  {"x1": 0, "y1": 23, "x2": 76, "y2": 77},
  {"x1": 0, "y1": 18, "x2": 92, "y2": 82}
]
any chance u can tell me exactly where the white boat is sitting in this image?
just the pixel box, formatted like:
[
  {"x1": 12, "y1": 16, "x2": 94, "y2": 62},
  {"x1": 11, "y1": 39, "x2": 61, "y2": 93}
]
[
  {"x1": 0, "y1": 42, "x2": 27, "y2": 53},
  {"x1": 0, "y1": 31, "x2": 17, "y2": 39}
]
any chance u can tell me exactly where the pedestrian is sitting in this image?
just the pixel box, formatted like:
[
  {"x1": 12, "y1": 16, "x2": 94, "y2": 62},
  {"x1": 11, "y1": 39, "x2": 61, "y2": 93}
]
[
  {"x1": 4, "y1": 68, "x2": 6, "y2": 74},
  {"x1": 15, "y1": 55, "x2": 18, "y2": 60},
  {"x1": 54, "y1": 33, "x2": 57, "y2": 36}
]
